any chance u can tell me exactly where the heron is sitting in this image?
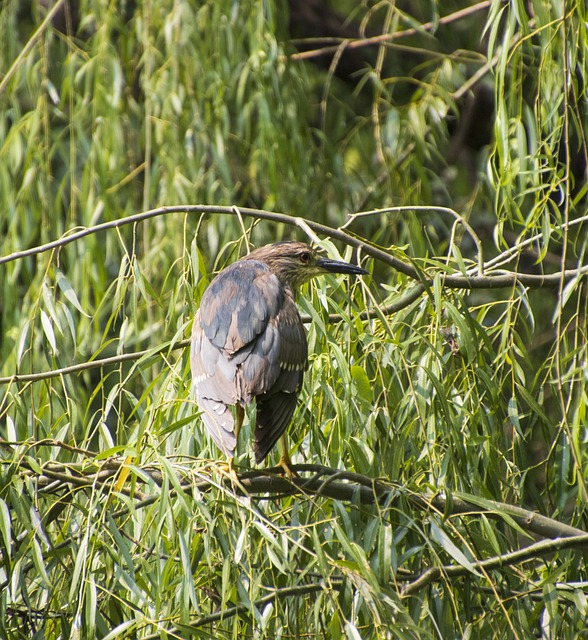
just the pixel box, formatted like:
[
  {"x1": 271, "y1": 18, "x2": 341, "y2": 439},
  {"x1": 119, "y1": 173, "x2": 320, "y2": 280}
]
[{"x1": 190, "y1": 240, "x2": 367, "y2": 472}]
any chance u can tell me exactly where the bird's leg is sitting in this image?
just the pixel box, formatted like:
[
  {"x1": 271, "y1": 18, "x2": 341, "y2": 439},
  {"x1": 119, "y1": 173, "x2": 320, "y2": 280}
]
[
  {"x1": 228, "y1": 405, "x2": 245, "y2": 479},
  {"x1": 278, "y1": 434, "x2": 299, "y2": 479},
  {"x1": 222, "y1": 404, "x2": 249, "y2": 494},
  {"x1": 235, "y1": 405, "x2": 244, "y2": 441}
]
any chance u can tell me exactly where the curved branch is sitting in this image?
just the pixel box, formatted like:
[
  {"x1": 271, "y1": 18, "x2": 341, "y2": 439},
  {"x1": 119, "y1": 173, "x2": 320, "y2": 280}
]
[
  {"x1": 0, "y1": 347, "x2": 157, "y2": 384},
  {"x1": 1, "y1": 205, "x2": 586, "y2": 289},
  {"x1": 343, "y1": 205, "x2": 485, "y2": 276},
  {"x1": 413, "y1": 490, "x2": 587, "y2": 540},
  {"x1": 234, "y1": 468, "x2": 587, "y2": 539},
  {"x1": 1, "y1": 203, "x2": 585, "y2": 388},
  {"x1": 402, "y1": 533, "x2": 588, "y2": 596},
  {"x1": 143, "y1": 582, "x2": 336, "y2": 638},
  {"x1": 12, "y1": 457, "x2": 585, "y2": 541},
  {"x1": 4, "y1": 457, "x2": 586, "y2": 609},
  {"x1": 2, "y1": 204, "x2": 585, "y2": 289},
  {"x1": 288, "y1": 2, "x2": 492, "y2": 62},
  {"x1": 142, "y1": 529, "x2": 588, "y2": 636}
]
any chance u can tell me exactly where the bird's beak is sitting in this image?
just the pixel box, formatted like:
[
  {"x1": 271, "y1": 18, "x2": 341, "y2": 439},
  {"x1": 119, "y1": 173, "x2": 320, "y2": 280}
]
[{"x1": 316, "y1": 257, "x2": 369, "y2": 276}]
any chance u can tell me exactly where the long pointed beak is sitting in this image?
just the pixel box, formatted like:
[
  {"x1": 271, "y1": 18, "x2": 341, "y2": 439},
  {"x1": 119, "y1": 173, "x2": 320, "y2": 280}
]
[{"x1": 316, "y1": 257, "x2": 369, "y2": 276}]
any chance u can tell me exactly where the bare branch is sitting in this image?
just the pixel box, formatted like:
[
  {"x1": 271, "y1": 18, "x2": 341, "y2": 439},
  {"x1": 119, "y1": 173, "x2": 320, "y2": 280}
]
[
  {"x1": 289, "y1": 2, "x2": 492, "y2": 62},
  {"x1": 402, "y1": 533, "x2": 588, "y2": 596},
  {"x1": 11, "y1": 457, "x2": 585, "y2": 541},
  {"x1": 1, "y1": 205, "x2": 586, "y2": 290}
]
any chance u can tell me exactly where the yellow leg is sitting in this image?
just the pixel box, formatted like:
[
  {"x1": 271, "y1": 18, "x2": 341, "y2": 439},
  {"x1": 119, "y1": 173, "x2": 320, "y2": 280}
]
[
  {"x1": 227, "y1": 456, "x2": 240, "y2": 485},
  {"x1": 235, "y1": 405, "x2": 244, "y2": 442},
  {"x1": 278, "y1": 434, "x2": 299, "y2": 479},
  {"x1": 224, "y1": 404, "x2": 247, "y2": 490}
]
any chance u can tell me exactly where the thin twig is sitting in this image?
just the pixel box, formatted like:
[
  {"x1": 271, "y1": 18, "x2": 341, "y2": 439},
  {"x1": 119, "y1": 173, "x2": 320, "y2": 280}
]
[
  {"x1": 343, "y1": 205, "x2": 485, "y2": 276},
  {"x1": 289, "y1": 2, "x2": 492, "y2": 62},
  {"x1": 0, "y1": 0, "x2": 66, "y2": 96},
  {"x1": 0, "y1": 292, "x2": 422, "y2": 387},
  {"x1": 0, "y1": 438, "x2": 97, "y2": 457},
  {"x1": 0, "y1": 345, "x2": 162, "y2": 384},
  {"x1": 415, "y1": 490, "x2": 587, "y2": 540},
  {"x1": 142, "y1": 582, "x2": 335, "y2": 638}
]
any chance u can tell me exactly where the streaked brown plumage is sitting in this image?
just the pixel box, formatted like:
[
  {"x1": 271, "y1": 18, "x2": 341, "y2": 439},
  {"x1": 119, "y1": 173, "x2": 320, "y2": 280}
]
[{"x1": 191, "y1": 241, "x2": 367, "y2": 466}]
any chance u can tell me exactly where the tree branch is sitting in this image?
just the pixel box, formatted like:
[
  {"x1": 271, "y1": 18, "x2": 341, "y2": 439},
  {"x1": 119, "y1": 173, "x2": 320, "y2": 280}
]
[
  {"x1": 3, "y1": 457, "x2": 587, "y2": 614},
  {"x1": 402, "y1": 533, "x2": 588, "y2": 596},
  {"x1": 288, "y1": 2, "x2": 492, "y2": 62},
  {"x1": 8, "y1": 457, "x2": 585, "y2": 541},
  {"x1": 142, "y1": 582, "x2": 336, "y2": 638},
  {"x1": 1, "y1": 205, "x2": 586, "y2": 291}
]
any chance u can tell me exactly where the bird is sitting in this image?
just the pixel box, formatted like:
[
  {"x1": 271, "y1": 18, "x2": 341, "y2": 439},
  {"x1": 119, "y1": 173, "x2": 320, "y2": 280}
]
[{"x1": 190, "y1": 240, "x2": 368, "y2": 472}]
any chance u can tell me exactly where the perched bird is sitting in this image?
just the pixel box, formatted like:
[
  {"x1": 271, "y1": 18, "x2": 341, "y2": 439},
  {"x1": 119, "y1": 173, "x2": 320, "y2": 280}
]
[{"x1": 191, "y1": 240, "x2": 367, "y2": 470}]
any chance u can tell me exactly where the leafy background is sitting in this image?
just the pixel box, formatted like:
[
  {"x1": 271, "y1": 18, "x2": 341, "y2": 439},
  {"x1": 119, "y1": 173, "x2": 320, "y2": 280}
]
[{"x1": 1, "y1": 0, "x2": 587, "y2": 638}]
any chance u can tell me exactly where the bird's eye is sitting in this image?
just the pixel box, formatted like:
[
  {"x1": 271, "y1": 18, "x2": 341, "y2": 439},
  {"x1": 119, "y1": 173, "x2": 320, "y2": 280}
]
[{"x1": 299, "y1": 251, "x2": 311, "y2": 264}]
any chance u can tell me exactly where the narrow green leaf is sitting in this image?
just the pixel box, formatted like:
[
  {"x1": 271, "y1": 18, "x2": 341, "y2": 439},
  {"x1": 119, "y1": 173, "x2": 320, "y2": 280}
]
[
  {"x1": 42, "y1": 281, "x2": 62, "y2": 333},
  {"x1": 68, "y1": 531, "x2": 89, "y2": 604},
  {"x1": 56, "y1": 270, "x2": 89, "y2": 316},
  {"x1": 430, "y1": 520, "x2": 481, "y2": 577},
  {"x1": 178, "y1": 530, "x2": 197, "y2": 610},
  {"x1": 507, "y1": 396, "x2": 524, "y2": 437},
  {"x1": 31, "y1": 538, "x2": 51, "y2": 587},
  {"x1": 234, "y1": 527, "x2": 247, "y2": 565},
  {"x1": 40, "y1": 309, "x2": 57, "y2": 354},
  {"x1": 350, "y1": 365, "x2": 372, "y2": 403},
  {"x1": 345, "y1": 622, "x2": 363, "y2": 640},
  {"x1": 85, "y1": 577, "x2": 97, "y2": 639},
  {"x1": 94, "y1": 445, "x2": 131, "y2": 460},
  {"x1": 0, "y1": 499, "x2": 12, "y2": 560},
  {"x1": 61, "y1": 303, "x2": 77, "y2": 347},
  {"x1": 101, "y1": 621, "x2": 136, "y2": 640},
  {"x1": 16, "y1": 319, "x2": 30, "y2": 366}
]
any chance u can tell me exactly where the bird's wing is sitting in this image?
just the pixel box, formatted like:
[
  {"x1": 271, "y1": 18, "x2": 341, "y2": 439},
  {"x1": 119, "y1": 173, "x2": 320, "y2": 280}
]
[
  {"x1": 253, "y1": 295, "x2": 308, "y2": 463},
  {"x1": 199, "y1": 260, "x2": 284, "y2": 353},
  {"x1": 190, "y1": 319, "x2": 237, "y2": 457},
  {"x1": 191, "y1": 260, "x2": 293, "y2": 458}
]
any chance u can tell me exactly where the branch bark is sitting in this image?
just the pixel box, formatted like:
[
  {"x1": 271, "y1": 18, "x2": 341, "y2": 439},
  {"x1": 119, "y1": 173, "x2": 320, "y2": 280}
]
[
  {"x1": 1, "y1": 205, "x2": 586, "y2": 290},
  {"x1": 7, "y1": 456, "x2": 585, "y2": 541},
  {"x1": 402, "y1": 533, "x2": 588, "y2": 596}
]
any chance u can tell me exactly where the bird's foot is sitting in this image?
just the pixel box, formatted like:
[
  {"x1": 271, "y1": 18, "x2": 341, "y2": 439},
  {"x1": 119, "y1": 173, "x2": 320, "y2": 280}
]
[
  {"x1": 277, "y1": 435, "x2": 299, "y2": 480},
  {"x1": 277, "y1": 452, "x2": 299, "y2": 480},
  {"x1": 218, "y1": 458, "x2": 249, "y2": 495}
]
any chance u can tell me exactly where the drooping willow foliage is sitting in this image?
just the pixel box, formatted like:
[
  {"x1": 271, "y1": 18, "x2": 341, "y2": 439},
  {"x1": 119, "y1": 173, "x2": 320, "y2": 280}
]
[{"x1": 1, "y1": 1, "x2": 587, "y2": 638}]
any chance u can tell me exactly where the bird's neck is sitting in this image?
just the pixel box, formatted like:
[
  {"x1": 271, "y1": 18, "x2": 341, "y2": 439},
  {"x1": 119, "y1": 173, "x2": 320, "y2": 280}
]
[{"x1": 283, "y1": 282, "x2": 297, "y2": 299}]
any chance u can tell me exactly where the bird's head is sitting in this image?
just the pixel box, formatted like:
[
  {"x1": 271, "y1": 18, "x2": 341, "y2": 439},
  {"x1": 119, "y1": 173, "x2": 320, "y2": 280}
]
[{"x1": 245, "y1": 241, "x2": 368, "y2": 290}]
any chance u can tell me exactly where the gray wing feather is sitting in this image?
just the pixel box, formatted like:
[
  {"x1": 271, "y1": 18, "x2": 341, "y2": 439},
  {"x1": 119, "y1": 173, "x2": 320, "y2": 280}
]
[
  {"x1": 192, "y1": 259, "x2": 306, "y2": 460},
  {"x1": 199, "y1": 261, "x2": 283, "y2": 352},
  {"x1": 253, "y1": 296, "x2": 308, "y2": 462},
  {"x1": 191, "y1": 320, "x2": 237, "y2": 456}
]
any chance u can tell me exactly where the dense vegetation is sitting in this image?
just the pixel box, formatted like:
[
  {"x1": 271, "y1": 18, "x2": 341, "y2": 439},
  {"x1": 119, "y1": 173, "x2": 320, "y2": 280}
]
[{"x1": 1, "y1": 1, "x2": 587, "y2": 637}]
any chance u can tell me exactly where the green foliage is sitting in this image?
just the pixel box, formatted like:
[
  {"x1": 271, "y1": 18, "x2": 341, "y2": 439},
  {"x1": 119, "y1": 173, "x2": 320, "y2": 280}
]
[{"x1": 1, "y1": 1, "x2": 588, "y2": 638}]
